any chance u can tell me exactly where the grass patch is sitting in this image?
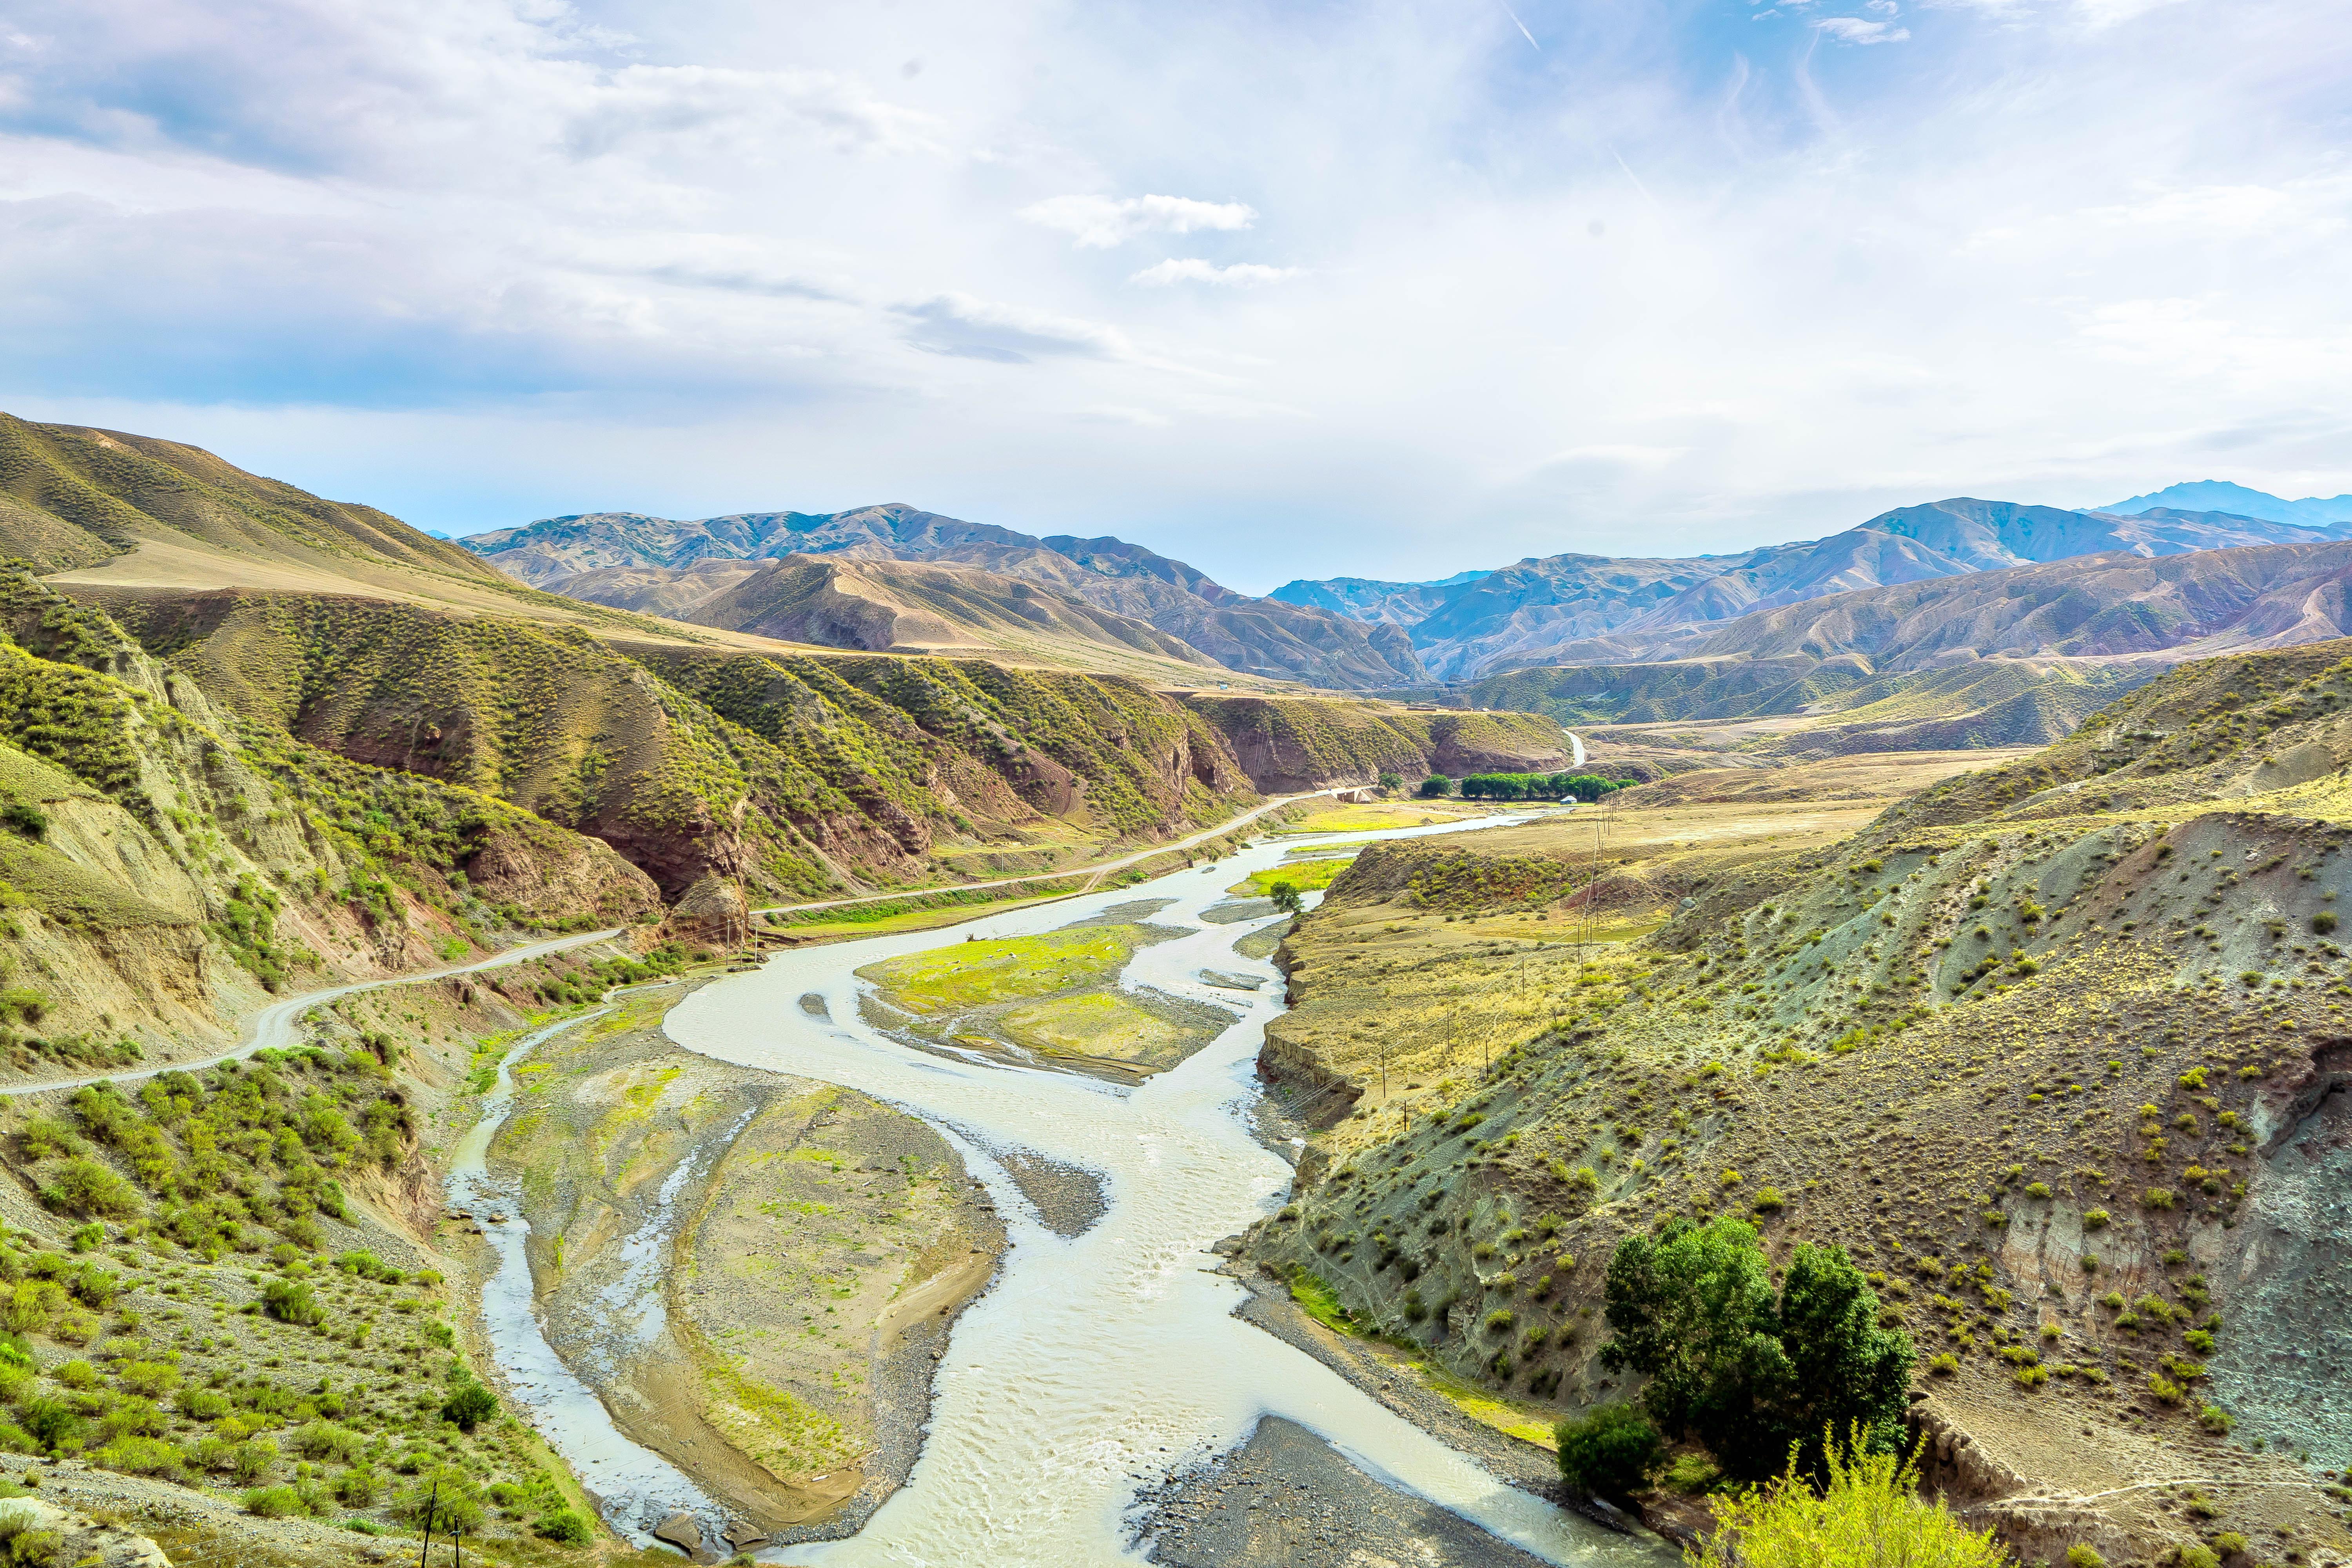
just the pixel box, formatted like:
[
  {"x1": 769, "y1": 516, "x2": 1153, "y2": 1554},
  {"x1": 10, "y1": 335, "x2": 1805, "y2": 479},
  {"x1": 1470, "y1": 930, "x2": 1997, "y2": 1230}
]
[
  {"x1": 1228, "y1": 857, "x2": 1357, "y2": 897},
  {"x1": 856, "y1": 927, "x2": 1141, "y2": 1014},
  {"x1": 1287, "y1": 1268, "x2": 1357, "y2": 1333},
  {"x1": 997, "y1": 992, "x2": 1196, "y2": 1068},
  {"x1": 1287, "y1": 805, "x2": 1471, "y2": 834}
]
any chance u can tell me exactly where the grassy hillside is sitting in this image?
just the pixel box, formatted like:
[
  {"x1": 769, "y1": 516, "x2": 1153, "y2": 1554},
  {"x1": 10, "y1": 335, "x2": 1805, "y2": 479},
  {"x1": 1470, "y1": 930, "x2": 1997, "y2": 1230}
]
[
  {"x1": 0, "y1": 571, "x2": 657, "y2": 1067},
  {"x1": 76, "y1": 584, "x2": 1534, "y2": 909},
  {"x1": 0, "y1": 414, "x2": 501, "y2": 583},
  {"x1": 1467, "y1": 656, "x2": 2143, "y2": 741},
  {"x1": 84, "y1": 590, "x2": 1283, "y2": 902},
  {"x1": 578, "y1": 554, "x2": 1224, "y2": 681},
  {"x1": 0, "y1": 922, "x2": 695, "y2": 1563},
  {"x1": 1243, "y1": 650, "x2": 2352, "y2": 1566}
]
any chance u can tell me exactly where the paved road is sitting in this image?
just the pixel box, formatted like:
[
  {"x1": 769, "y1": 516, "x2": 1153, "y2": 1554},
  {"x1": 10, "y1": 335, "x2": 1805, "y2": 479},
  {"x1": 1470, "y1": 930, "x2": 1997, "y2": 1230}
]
[
  {"x1": 750, "y1": 788, "x2": 1348, "y2": 918},
  {"x1": 0, "y1": 927, "x2": 620, "y2": 1099}
]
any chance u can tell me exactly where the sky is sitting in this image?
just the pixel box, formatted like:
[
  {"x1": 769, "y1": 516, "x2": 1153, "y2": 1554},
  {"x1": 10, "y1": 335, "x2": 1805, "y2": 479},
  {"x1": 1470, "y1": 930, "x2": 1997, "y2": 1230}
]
[{"x1": 2, "y1": 0, "x2": 2348, "y2": 593}]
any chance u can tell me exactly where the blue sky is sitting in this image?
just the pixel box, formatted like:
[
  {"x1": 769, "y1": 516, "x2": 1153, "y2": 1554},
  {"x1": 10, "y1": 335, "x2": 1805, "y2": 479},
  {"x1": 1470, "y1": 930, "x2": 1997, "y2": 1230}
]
[{"x1": 2, "y1": 0, "x2": 2346, "y2": 591}]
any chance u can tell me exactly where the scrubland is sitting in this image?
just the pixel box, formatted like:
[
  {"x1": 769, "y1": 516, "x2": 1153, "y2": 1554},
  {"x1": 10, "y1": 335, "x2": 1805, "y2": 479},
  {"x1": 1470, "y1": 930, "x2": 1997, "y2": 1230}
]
[{"x1": 1246, "y1": 647, "x2": 2352, "y2": 1568}]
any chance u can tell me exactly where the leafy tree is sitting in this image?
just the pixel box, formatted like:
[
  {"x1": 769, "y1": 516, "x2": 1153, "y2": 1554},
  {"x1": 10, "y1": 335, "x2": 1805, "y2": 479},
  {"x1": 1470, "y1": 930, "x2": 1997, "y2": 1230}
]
[
  {"x1": 1554, "y1": 1403, "x2": 1664, "y2": 1499},
  {"x1": 1267, "y1": 881, "x2": 1304, "y2": 915},
  {"x1": 1417, "y1": 774, "x2": 1455, "y2": 799},
  {"x1": 1686, "y1": 1426, "x2": 2009, "y2": 1568},
  {"x1": 1376, "y1": 771, "x2": 1404, "y2": 794},
  {"x1": 1600, "y1": 1217, "x2": 1913, "y2": 1481}
]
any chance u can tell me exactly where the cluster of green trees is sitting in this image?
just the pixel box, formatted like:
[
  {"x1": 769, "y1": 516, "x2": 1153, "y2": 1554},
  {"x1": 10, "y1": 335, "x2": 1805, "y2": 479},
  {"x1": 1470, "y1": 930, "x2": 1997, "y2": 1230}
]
[
  {"x1": 1460, "y1": 772, "x2": 1626, "y2": 801},
  {"x1": 1552, "y1": 1218, "x2": 1993, "y2": 1562},
  {"x1": 1590, "y1": 1216, "x2": 1915, "y2": 1483},
  {"x1": 1413, "y1": 771, "x2": 1626, "y2": 800}
]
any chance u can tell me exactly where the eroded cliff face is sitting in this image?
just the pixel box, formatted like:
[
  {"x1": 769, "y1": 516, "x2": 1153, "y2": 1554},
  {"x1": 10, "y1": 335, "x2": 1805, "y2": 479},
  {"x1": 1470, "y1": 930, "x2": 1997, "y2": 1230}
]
[{"x1": 1183, "y1": 695, "x2": 1569, "y2": 793}]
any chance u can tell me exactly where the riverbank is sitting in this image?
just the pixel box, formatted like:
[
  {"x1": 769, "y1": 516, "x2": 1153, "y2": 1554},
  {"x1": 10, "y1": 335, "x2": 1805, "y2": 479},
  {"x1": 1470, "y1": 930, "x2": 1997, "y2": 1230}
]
[{"x1": 1131, "y1": 1415, "x2": 1556, "y2": 1568}]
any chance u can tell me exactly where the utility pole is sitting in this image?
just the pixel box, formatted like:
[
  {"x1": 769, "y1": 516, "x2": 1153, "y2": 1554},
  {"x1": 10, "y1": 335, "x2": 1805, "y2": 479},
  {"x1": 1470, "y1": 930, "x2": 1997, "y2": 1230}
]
[{"x1": 418, "y1": 1479, "x2": 439, "y2": 1568}]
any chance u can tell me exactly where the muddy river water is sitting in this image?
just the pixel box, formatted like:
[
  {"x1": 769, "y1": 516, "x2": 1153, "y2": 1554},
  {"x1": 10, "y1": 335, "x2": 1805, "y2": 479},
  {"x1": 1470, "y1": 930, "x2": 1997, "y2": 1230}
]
[{"x1": 493, "y1": 815, "x2": 1661, "y2": 1566}]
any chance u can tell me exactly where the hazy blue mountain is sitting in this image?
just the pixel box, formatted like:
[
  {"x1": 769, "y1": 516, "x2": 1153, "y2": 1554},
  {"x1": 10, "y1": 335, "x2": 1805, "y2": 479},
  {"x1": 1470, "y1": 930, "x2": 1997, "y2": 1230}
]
[
  {"x1": 1266, "y1": 569, "x2": 1491, "y2": 624},
  {"x1": 2104, "y1": 481, "x2": 2352, "y2": 529}
]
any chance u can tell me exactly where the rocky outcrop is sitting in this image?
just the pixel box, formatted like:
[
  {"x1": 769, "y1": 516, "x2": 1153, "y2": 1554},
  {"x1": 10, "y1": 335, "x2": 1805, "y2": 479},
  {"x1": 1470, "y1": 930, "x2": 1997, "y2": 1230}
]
[
  {"x1": 0, "y1": 1494, "x2": 171, "y2": 1567},
  {"x1": 666, "y1": 872, "x2": 751, "y2": 951}
]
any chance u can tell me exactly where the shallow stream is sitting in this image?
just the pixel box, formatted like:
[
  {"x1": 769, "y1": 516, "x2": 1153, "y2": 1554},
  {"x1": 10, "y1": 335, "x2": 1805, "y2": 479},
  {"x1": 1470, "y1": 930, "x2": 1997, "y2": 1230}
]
[{"x1": 635, "y1": 812, "x2": 1660, "y2": 1567}]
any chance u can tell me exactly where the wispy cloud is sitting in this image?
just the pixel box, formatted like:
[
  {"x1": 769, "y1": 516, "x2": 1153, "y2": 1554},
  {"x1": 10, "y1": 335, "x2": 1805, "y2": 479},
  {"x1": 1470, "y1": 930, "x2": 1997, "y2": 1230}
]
[
  {"x1": 1128, "y1": 259, "x2": 1303, "y2": 287},
  {"x1": 0, "y1": 0, "x2": 2343, "y2": 587},
  {"x1": 1020, "y1": 193, "x2": 1257, "y2": 249},
  {"x1": 892, "y1": 293, "x2": 1130, "y2": 363},
  {"x1": 1815, "y1": 16, "x2": 1911, "y2": 42}
]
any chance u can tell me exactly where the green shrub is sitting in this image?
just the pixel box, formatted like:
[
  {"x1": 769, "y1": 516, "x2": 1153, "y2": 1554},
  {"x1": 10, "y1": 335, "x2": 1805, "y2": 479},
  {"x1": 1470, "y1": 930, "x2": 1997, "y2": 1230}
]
[
  {"x1": 229, "y1": 1438, "x2": 277, "y2": 1484},
  {"x1": 176, "y1": 1388, "x2": 229, "y2": 1421},
  {"x1": 440, "y1": 1380, "x2": 498, "y2": 1432},
  {"x1": 1554, "y1": 1404, "x2": 1664, "y2": 1499},
  {"x1": 334, "y1": 1466, "x2": 379, "y2": 1506},
  {"x1": 261, "y1": 1280, "x2": 322, "y2": 1326},
  {"x1": 40, "y1": 1161, "x2": 138, "y2": 1220},
  {"x1": 91, "y1": 1435, "x2": 184, "y2": 1479},
  {"x1": 16, "y1": 1398, "x2": 78, "y2": 1451},
  {"x1": 536, "y1": 1507, "x2": 595, "y2": 1546},
  {"x1": 2175, "y1": 1547, "x2": 2218, "y2": 1568},
  {"x1": 1685, "y1": 1428, "x2": 2007, "y2": 1567},
  {"x1": 2066, "y1": 1548, "x2": 2106, "y2": 1568},
  {"x1": 241, "y1": 1486, "x2": 304, "y2": 1519},
  {"x1": 292, "y1": 1421, "x2": 361, "y2": 1463},
  {"x1": 14, "y1": 1122, "x2": 77, "y2": 1163},
  {"x1": 0, "y1": 1501, "x2": 61, "y2": 1566},
  {"x1": 115, "y1": 1361, "x2": 177, "y2": 1399}
]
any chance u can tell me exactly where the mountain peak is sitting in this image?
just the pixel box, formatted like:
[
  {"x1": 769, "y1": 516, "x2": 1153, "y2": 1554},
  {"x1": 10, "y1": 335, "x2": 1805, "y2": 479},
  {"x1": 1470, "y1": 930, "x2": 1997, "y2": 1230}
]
[{"x1": 2103, "y1": 481, "x2": 2352, "y2": 528}]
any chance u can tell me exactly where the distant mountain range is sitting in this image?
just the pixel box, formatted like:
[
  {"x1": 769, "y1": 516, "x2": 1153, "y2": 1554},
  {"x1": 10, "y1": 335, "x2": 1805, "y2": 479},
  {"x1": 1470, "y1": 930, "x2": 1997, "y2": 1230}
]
[
  {"x1": 2103, "y1": 481, "x2": 2352, "y2": 529},
  {"x1": 463, "y1": 483, "x2": 2352, "y2": 695},
  {"x1": 1270, "y1": 492, "x2": 2352, "y2": 681},
  {"x1": 468, "y1": 506, "x2": 1426, "y2": 688}
]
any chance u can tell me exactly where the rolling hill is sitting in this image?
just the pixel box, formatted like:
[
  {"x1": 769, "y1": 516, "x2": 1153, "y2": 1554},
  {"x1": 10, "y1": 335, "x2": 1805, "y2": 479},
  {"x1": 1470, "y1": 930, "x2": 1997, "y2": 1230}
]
[{"x1": 470, "y1": 504, "x2": 1428, "y2": 690}]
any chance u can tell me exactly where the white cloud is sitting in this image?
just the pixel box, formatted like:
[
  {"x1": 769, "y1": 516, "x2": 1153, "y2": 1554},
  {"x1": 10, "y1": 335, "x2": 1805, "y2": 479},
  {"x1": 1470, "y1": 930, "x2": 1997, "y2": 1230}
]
[
  {"x1": 1816, "y1": 16, "x2": 1911, "y2": 42},
  {"x1": 1020, "y1": 193, "x2": 1257, "y2": 249},
  {"x1": 891, "y1": 292, "x2": 1132, "y2": 363},
  {"x1": 0, "y1": 0, "x2": 2345, "y2": 590},
  {"x1": 1127, "y1": 258, "x2": 1303, "y2": 287}
]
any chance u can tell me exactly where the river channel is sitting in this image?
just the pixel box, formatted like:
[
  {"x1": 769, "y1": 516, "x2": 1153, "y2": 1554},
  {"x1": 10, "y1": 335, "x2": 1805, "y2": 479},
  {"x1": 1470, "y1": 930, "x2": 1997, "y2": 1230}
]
[{"x1": 617, "y1": 811, "x2": 1659, "y2": 1568}]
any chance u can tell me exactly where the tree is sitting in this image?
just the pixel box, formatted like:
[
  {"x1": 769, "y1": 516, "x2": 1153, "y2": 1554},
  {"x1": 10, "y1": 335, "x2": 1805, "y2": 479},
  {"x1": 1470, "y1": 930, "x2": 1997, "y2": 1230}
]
[
  {"x1": 1417, "y1": 774, "x2": 1455, "y2": 799},
  {"x1": 1554, "y1": 1403, "x2": 1664, "y2": 1499},
  {"x1": 1376, "y1": 771, "x2": 1404, "y2": 794},
  {"x1": 1685, "y1": 1426, "x2": 2010, "y2": 1568},
  {"x1": 1267, "y1": 881, "x2": 1304, "y2": 915},
  {"x1": 1600, "y1": 1217, "x2": 1913, "y2": 1481}
]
